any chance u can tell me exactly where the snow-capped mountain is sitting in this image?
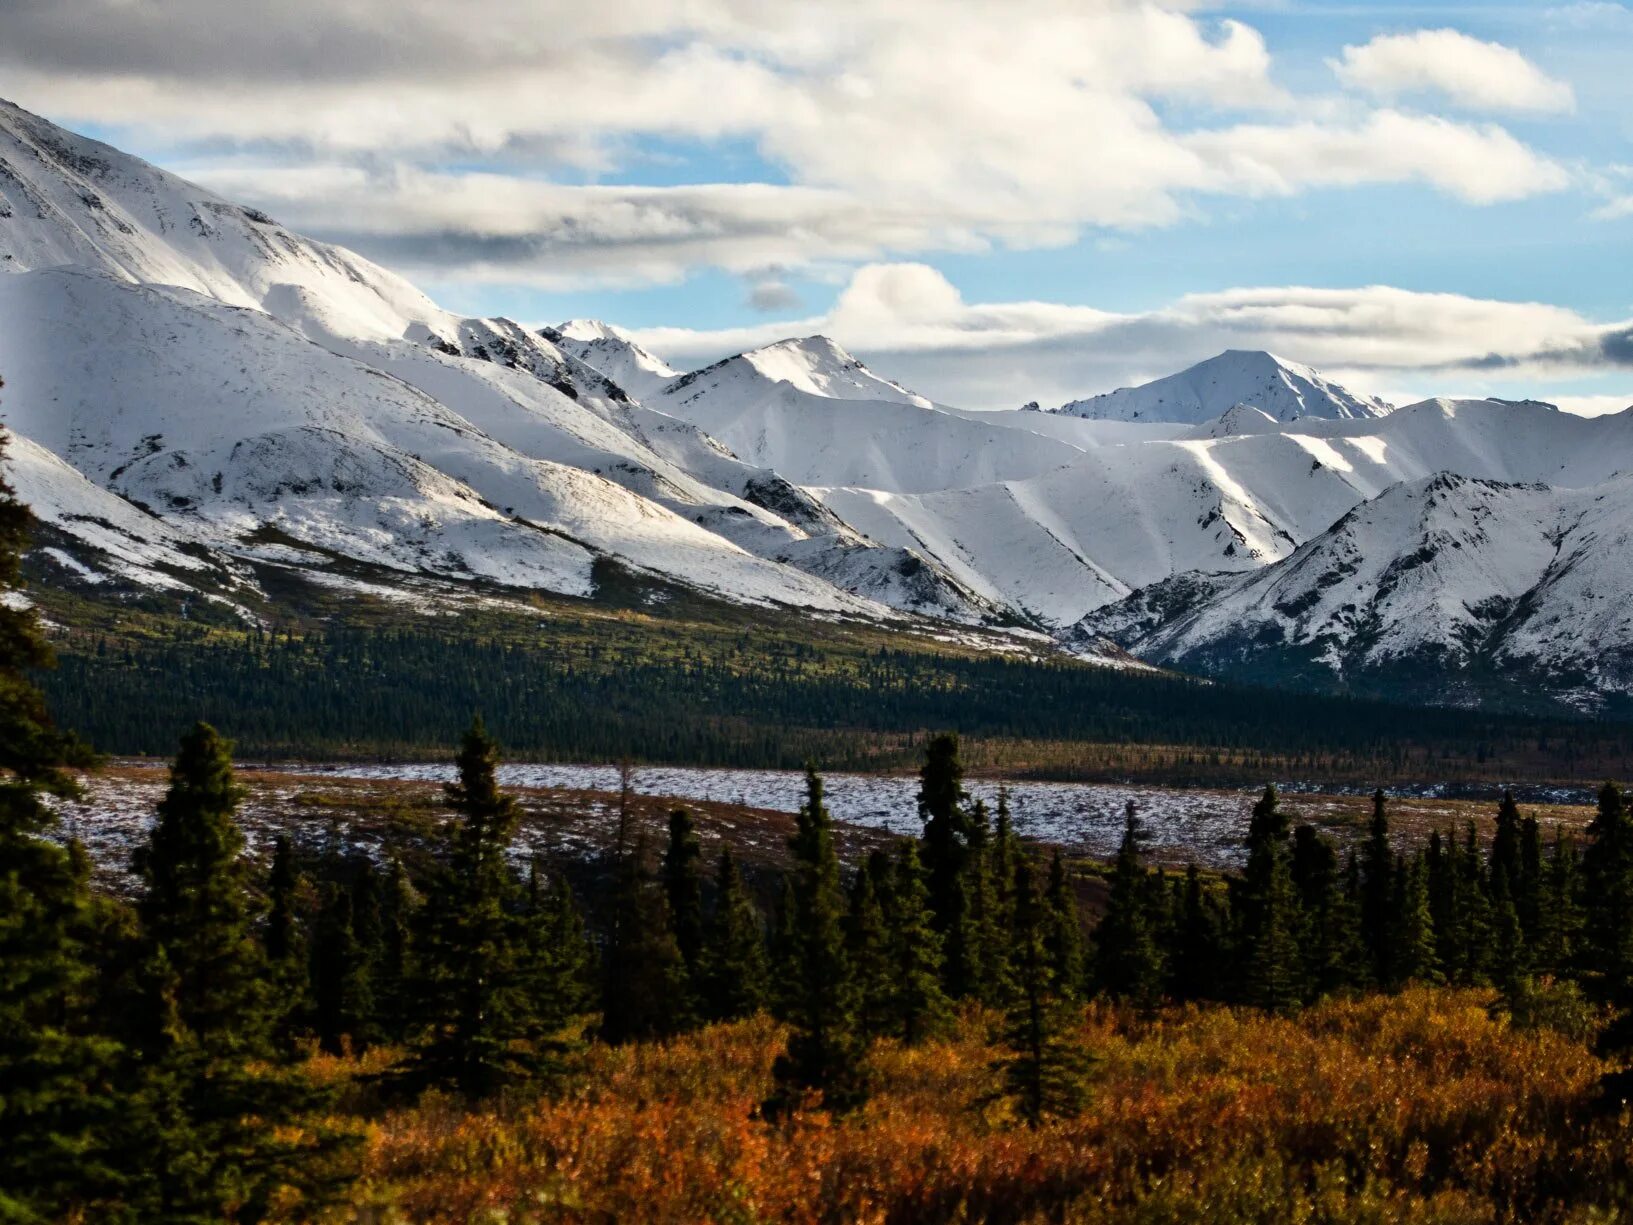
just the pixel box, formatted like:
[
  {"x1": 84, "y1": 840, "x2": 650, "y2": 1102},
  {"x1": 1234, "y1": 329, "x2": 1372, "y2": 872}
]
[
  {"x1": 1069, "y1": 472, "x2": 1633, "y2": 713},
  {"x1": 816, "y1": 398, "x2": 1633, "y2": 628},
  {"x1": 1056, "y1": 350, "x2": 1393, "y2": 424},
  {"x1": 0, "y1": 99, "x2": 999, "y2": 623},
  {"x1": 651, "y1": 337, "x2": 1070, "y2": 494},
  {"x1": 545, "y1": 319, "x2": 680, "y2": 401}
]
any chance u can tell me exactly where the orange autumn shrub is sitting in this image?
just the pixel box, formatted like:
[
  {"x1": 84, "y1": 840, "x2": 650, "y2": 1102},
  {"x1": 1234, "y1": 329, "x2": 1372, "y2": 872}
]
[{"x1": 291, "y1": 990, "x2": 1633, "y2": 1224}]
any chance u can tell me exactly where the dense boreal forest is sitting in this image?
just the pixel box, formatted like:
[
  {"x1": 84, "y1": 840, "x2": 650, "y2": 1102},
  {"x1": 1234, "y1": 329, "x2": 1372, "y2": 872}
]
[
  {"x1": 16, "y1": 414, "x2": 1633, "y2": 1220},
  {"x1": 31, "y1": 579, "x2": 1633, "y2": 781}
]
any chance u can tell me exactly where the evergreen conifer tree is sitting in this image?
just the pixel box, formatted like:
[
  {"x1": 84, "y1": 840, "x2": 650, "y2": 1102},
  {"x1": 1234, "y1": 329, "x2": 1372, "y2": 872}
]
[
  {"x1": 1536, "y1": 827, "x2": 1583, "y2": 976},
  {"x1": 766, "y1": 767, "x2": 868, "y2": 1116},
  {"x1": 601, "y1": 835, "x2": 690, "y2": 1044},
  {"x1": 0, "y1": 405, "x2": 124, "y2": 1219},
  {"x1": 847, "y1": 852, "x2": 896, "y2": 1040},
  {"x1": 663, "y1": 807, "x2": 707, "y2": 1009},
  {"x1": 1169, "y1": 863, "x2": 1224, "y2": 1002},
  {"x1": 1388, "y1": 853, "x2": 1441, "y2": 987},
  {"x1": 994, "y1": 863, "x2": 1093, "y2": 1128},
  {"x1": 1237, "y1": 785, "x2": 1305, "y2": 1012},
  {"x1": 372, "y1": 857, "x2": 419, "y2": 1044},
  {"x1": 700, "y1": 848, "x2": 769, "y2": 1021},
  {"x1": 887, "y1": 840, "x2": 951, "y2": 1044},
  {"x1": 917, "y1": 733, "x2": 976, "y2": 995},
  {"x1": 1093, "y1": 804, "x2": 1164, "y2": 1009},
  {"x1": 309, "y1": 873, "x2": 373, "y2": 1056},
  {"x1": 1583, "y1": 782, "x2": 1633, "y2": 1005},
  {"x1": 1360, "y1": 789, "x2": 1394, "y2": 987},
  {"x1": 410, "y1": 718, "x2": 538, "y2": 1095},
  {"x1": 128, "y1": 723, "x2": 353, "y2": 1220},
  {"x1": 1042, "y1": 849, "x2": 1085, "y2": 1001}
]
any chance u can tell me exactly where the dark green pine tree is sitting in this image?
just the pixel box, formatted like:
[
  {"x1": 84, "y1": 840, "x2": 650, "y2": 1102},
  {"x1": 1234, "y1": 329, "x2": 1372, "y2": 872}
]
[
  {"x1": 887, "y1": 839, "x2": 951, "y2": 1044},
  {"x1": 994, "y1": 863, "x2": 1093, "y2": 1128},
  {"x1": 1388, "y1": 852, "x2": 1442, "y2": 987},
  {"x1": 600, "y1": 835, "x2": 690, "y2": 1044},
  {"x1": 1236, "y1": 785, "x2": 1305, "y2": 1013},
  {"x1": 847, "y1": 851, "x2": 897, "y2": 1041},
  {"x1": 1535, "y1": 827, "x2": 1583, "y2": 976},
  {"x1": 965, "y1": 799, "x2": 1009, "y2": 1006},
  {"x1": 128, "y1": 723, "x2": 353, "y2": 1221},
  {"x1": 1517, "y1": 813, "x2": 1544, "y2": 940},
  {"x1": 768, "y1": 874, "x2": 801, "y2": 1021},
  {"x1": 1091, "y1": 803, "x2": 1165, "y2": 1010},
  {"x1": 1042, "y1": 850, "x2": 1085, "y2": 1002},
  {"x1": 410, "y1": 718, "x2": 537, "y2": 1096},
  {"x1": 1169, "y1": 863, "x2": 1225, "y2": 1002},
  {"x1": 992, "y1": 786, "x2": 1022, "y2": 932},
  {"x1": 1291, "y1": 825, "x2": 1362, "y2": 998},
  {"x1": 309, "y1": 871, "x2": 373, "y2": 1057},
  {"x1": 517, "y1": 862, "x2": 590, "y2": 1076},
  {"x1": 1582, "y1": 782, "x2": 1633, "y2": 1007},
  {"x1": 1360, "y1": 789, "x2": 1395, "y2": 987},
  {"x1": 263, "y1": 835, "x2": 304, "y2": 992},
  {"x1": 766, "y1": 766, "x2": 869, "y2": 1117},
  {"x1": 917, "y1": 732, "x2": 976, "y2": 996},
  {"x1": 1490, "y1": 875, "x2": 1529, "y2": 1013},
  {"x1": 372, "y1": 857, "x2": 419, "y2": 1044},
  {"x1": 1446, "y1": 822, "x2": 1493, "y2": 987},
  {"x1": 1492, "y1": 789, "x2": 1524, "y2": 901},
  {"x1": 0, "y1": 403, "x2": 122, "y2": 1221},
  {"x1": 699, "y1": 848, "x2": 769, "y2": 1021},
  {"x1": 663, "y1": 808, "x2": 707, "y2": 999}
]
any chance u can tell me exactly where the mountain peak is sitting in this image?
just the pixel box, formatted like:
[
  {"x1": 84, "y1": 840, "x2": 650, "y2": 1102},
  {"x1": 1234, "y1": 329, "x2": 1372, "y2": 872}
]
[
  {"x1": 1056, "y1": 349, "x2": 1392, "y2": 425},
  {"x1": 545, "y1": 319, "x2": 679, "y2": 397},
  {"x1": 725, "y1": 335, "x2": 931, "y2": 406}
]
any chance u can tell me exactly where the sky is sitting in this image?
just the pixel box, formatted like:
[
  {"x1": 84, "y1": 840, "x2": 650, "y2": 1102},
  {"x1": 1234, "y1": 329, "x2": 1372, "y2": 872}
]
[{"x1": 3, "y1": 0, "x2": 1631, "y2": 412}]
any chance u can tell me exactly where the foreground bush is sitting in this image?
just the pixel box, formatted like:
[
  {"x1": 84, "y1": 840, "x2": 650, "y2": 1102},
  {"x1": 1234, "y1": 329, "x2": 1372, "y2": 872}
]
[{"x1": 299, "y1": 988, "x2": 1633, "y2": 1224}]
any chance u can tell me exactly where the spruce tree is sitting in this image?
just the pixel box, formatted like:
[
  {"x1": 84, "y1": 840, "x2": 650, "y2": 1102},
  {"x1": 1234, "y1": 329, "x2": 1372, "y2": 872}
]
[
  {"x1": 1237, "y1": 785, "x2": 1304, "y2": 1012},
  {"x1": 373, "y1": 857, "x2": 419, "y2": 1044},
  {"x1": 917, "y1": 733, "x2": 975, "y2": 995},
  {"x1": 1292, "y1": 825, "x2": 1361, "y2": 998},
  {"x1": 1492, "y1": 790, "x2": 1524, "y2": 901},
  {"x1": 309, "y1": 873, "x2": 372, "y2": 1057},
  {"x1": 994, "y1": 863, "x2": 1093, "y2": 1128},
  {"x1": 127, "y1": 723, "x2": 353, "y2": 1220},
  {"x1": 766, "y1": 767, "x2": 868, "y2": 1116},
  {"x1": 1042, "y1": 849, "x2": 1085, "y2": 1002},
  {"x1": 700, "y1": 848, "x2": 769, "y2": 1021},
  {"x1": 517, "y1": 862, "x2": 590, "y2": 1075},
  {"x1": 1389, "y1": 853, "x2": 1441, "y2": 987},
  {"x1": 1360, "y1": 789, "x2": 1394, "y2": 987},
  {"x1": 1583, "y1": 782, "x2": 1633, "y2": 1005},
  {"x1": 1535, "y1": 827, "x2": 1583, "y2": 976},
  {"x1": 410, "y1": 718, "x2": 537, "y2": 1096},
  {"x1": 847, "y1": 852, "x2": 896, "y2": 1041},
  {"x1": 887, "y1": 839, "x2": 951, "y2": 1044},
  {"x1": 1092, "y1": 804, "x2": 1163, "y2": 1009},
  {"x1": 600, "y1": 835, "x2": 690, "y2": 1044},
  {"x1": 0, "y1": 408, "x2": 122, "y2": 1220},
  {"x1": 1169, "y1": 863, "x2": 1224, "y2": 1002},
  {"x1": 965, "y1": 799, "x2": 1008, "y2": 1005},
  {"x1": 663, "y1": 808, "x2": 706, "y2": 995}
]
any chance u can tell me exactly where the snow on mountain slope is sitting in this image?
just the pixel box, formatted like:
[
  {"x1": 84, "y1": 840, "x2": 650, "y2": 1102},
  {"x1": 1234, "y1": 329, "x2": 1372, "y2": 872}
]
[
  {"x1": 1070, "y1": 473, "x2": 1633, "y2": 711},
  {"x1": 1057, "y1": 350, "x2": 1393, "y2": 423},
  {"x1": 0, "y1": 101, "x2": 1006, "y2": 621},
  {"x1": 654, "y1": 340, "x2": 1072, "y2": 494},
  {"x1": 546, "y1": 319, "x2": 680, "y2": 400},
  {"x1": 0, "y1": 267, "x2": 905, "y2": 612},
  {"x1": 818, "y1": 398, "x2": 1633, "y2": 628}
]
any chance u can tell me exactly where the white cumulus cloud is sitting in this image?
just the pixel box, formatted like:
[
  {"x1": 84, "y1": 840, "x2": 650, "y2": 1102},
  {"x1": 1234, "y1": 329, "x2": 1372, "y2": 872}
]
[{"x1": 1332, "y1": 29, "x2": 1576, "y2": 114}]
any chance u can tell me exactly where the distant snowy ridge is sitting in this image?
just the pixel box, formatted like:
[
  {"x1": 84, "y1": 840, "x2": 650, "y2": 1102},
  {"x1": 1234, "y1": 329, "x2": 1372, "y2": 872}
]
[
  {"x1": 1056, "y1": 350, "x2": 1393, "y2": 424},
  {"x1": 1068, "y1": 471, "x2": 1633, "y2": 713}
]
